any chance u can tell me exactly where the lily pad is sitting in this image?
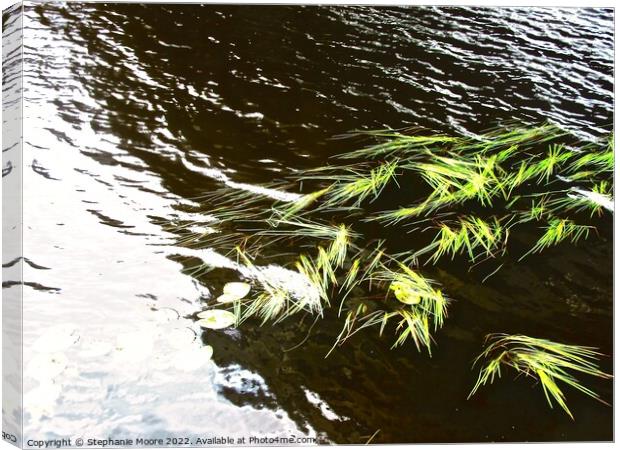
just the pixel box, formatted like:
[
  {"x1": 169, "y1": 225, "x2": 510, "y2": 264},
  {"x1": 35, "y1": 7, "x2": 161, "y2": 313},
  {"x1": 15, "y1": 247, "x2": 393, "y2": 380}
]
[
  {"x1": 216, "y1": 293, "x2": 240, "y2": 304},
  {"x1": 223, "y1": 281, "x2": 251, "y2": 299},
  {"x1": 197, "y1": 310, "x2": 237, "y2": 329},
  {"x1": 390, "y1": 281, "x2": 421, "y2": 305}
]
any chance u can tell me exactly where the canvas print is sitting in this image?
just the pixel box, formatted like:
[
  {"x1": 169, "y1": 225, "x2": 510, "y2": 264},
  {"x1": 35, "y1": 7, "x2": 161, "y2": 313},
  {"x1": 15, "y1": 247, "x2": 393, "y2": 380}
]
[{"x1": 2, "y1": 2, "x2": 614, "y2": 447}]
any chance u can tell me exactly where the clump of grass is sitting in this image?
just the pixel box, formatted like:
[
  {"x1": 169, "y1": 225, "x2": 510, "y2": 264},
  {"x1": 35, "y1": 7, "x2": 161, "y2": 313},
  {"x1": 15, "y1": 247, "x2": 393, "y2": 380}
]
[
  {"x1": 373, "y1": 142, "x2": 571, "y2": 225},
  {"x1": 549, "y1": 182, "x2": 614, "y2": 217},
  {"x1": 234, "y1": 247, "x2": 294, "y2": 324},
  {"x1": 338, "y1": 259, "x2": 449, "y2": 354},
  {"x1": 234, "y1": 246, "x2": 328, "y2": 325},
  {"x1": 469, "y1": 334, "x2": 611, "y2": 419},
  {"x1": 296, "y1": 251, "x2": 333, "y2": 304},
  {"x1": 373, "y1": 204, "x2": 432, "y2": 225},
  {"x1": 307, "y1": 160, "x2": 400, "y2": 208},
  {"x1": 498, "y1": 142, "x2": 573, "y2": 194},
  {"x1": 521, "y1": 218, "x2": 594, "y2": 260},
  {"x1": 390, "y1": 309, "x2": 432, "y2": 352},
  {"x1": 328, "y1": 224, "x2": 354, "y2": 268},
  {"x1": 336, "y1": 243, "x2": 386, "y2": 314},
  {"x1": 336, "y1": 130, "x2": 460, "y2": 160},
  {"x1": 272, "y1": 186, "x2": 332, "y2": 220},
  {"x1": 328, "y1": 305, "x2": 383, "y2": 356},
  {"x1": 408, "y1": 216, "x2": 509, "y2": 264},
  {"x1": 339, "y1": 258, "x2": 360, "y2": 302},
  {"x1": 229, "y1": 221, "x2": 356, "y2": 326},
  {"x1": 515, "y1": 196, "x2": 549, "y2": 224},
  {"x1": 568, "y1": 148, "x2": 614, "y2": 175},
  {"x1": 396, "y1": 152, "x2": 507, "y2": 218},
  {"x1": 255, "y1": 218, "x2": 358, "y2": 245},
  {"x1": 456, "y1": 122, "x2": 566, "y2": 154},
  {"x1": 320, "y1": 247, "x2": 449, "y2": 356},
  {"x1": 380, "y1": 262, "x2": 448, "y2": 326},
  {"x1": 531, "y1": 143, "x2": 573, "y2": 183},
  {"x1": 201, "y1": 184, "x2": 293, "y2": 221},
  {"x1": 173, "y1": 123, "x2": 611, "y2": 381}
]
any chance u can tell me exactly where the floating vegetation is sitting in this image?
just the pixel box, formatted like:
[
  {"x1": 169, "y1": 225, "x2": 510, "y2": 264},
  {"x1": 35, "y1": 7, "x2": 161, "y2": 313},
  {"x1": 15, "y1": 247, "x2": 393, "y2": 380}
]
[
  {"x1": 320, "y1": 254, "x2": 451, "y2": 356},
  {"x1": 273, "y1": 186, "x2": 331, "y2": 220},
  {"x1": 223, "y1": 282, "x2": 251, "y2": 298},
  {"x1": 197, "y1": 310, "x2": 237, "y2": 329},
  {"x1": 469, "y1": 334, "x2": 612, "y2": 419},
  {"x1": 335, "y1": 130, "x2": 460, "y2": 160},
  {"x1": 256, "y1": 218, "x2": 358, "y2": 250},
  {"x1": 176, "y1": 123, "x2": 611, "y2": 416},
  {"x1": 521, "y1": 218, "x2": 594, "y2": 260},
  {"x1": 378, "y1": 261, "x2": 448, "y2": 329},
  {"x1": 532, "y1": 143, "x2": 573, "y2": 182},
  {"x1": 234, "y1": 246, "x2": 325, "y2": 325},
  {"x1": 550, "y1": 182, "x2": 614, "y2": 217},
  {"x1": 378, "y1": 262, "x2": 448, "y2": 353},
  {"x1": 567, "y1": 144, "x2": 613, "y2": 175},
  {"x1": 407, "y1": 216, "x2": 509, "y2": 264},
  {"x1": 321, "y1": 159, "x2": 400, "y2": 208},
  {"x1": 217, "y1": 282, "x2": 252, "y2": 304},
  {"x1": 216, "y1": 293, "x2": 238, "y2": 304}
]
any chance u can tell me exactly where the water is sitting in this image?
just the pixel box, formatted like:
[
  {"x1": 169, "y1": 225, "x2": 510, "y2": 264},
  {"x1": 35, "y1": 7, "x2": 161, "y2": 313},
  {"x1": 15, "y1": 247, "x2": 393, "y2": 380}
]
[{"x1": 3, "y1": 3, "x2": 613, "y2": 444}]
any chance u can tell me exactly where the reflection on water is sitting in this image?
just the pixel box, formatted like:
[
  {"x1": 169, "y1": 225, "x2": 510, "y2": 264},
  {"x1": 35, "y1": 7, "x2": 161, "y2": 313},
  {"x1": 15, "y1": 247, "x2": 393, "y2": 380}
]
[{"x1": 3, "y1": 3, "x2": 613, "y2": 444}]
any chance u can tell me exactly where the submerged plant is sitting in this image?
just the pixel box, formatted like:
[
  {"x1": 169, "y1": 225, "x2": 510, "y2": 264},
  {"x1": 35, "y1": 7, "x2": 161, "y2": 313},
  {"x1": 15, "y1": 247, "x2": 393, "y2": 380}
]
[
  {"x1": 232, "y1": 246, "x2": 325, "y2": 324},
  {"x1": 469, "y1": 334, "x2": 611, "y2": 419},
  {"x1": 256, "y1": 218, "x2": 358, "y2": 245},
  {"x1": 380, "y1": 152, "x2": 508, "y2": 221},
  {"x1": 380, "y1": 261, "x2": 448, "y2": 329}
]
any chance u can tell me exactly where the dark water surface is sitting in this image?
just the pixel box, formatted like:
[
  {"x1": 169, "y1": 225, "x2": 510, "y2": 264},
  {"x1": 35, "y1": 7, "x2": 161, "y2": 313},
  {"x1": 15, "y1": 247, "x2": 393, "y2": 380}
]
[{"x1": 5, "y1": 3, "x2": 613, "y2": 444}]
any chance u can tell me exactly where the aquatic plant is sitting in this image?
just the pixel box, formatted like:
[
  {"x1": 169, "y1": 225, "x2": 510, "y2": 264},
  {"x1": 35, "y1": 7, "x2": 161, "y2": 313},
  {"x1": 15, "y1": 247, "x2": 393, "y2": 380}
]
[
  {"x1": 234, "y1": 246, "x2": 326, "y2": 324},
  {"x1": 335, "y1": 130, "x2": 460, "y2": 160},
  {"x1": 533, "y1": 143, "x2": 573, "y2": 182},
  {"x1": 217, "y1": 282, "x2": 251, "y2": 304},
  {"x1": 456, "y1": 122, "x2": 566, "y2": 153},
  {"x1": 521, "y1": 218, "x2": 593, "y2": 260},
  {"x1": 273, "y1": 186, "x2": 331, "y2": 220},
  {"x1": 406, "y1": 216, "x2": 509, "y2": 264},
  {"x1": 185, "y1": 123, "x2": 611, "y2": 326},
  {"x1": 548, "y1": 182, "x2": 614, "y2": 217},
  {"x1": 255, "y1": 218, "x2": 358, "y2": 245},
  {"x1": 174, "y1": 123, "x2": 611, "y2": 416},
  {"x1": 469, "y1": 334, "x2": 612, "y2": 419},
  {"x1": 197, "y1": 309, "x2": 237, "y2": 329},
  {"x1": 567, "y1": 144, "x2": 613, "y2": 175},
  {"x1": 326, "y1": 256, "x2": 449, "y2": 356},
  {"x1": 321, "y1": 159, "x2": 400, "y2": 208}
]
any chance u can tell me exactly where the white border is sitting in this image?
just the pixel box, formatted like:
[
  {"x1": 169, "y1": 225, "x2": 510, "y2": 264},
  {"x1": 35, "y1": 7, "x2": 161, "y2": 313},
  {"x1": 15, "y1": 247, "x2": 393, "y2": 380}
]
[{"x1": 0, "y1": 1, "x2": 615, "y2": 450}]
